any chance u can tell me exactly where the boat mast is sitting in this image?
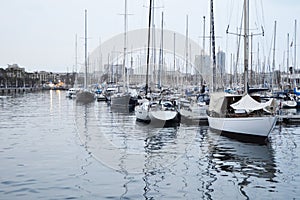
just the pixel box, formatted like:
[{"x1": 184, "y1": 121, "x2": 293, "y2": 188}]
[
  {"x1": 257, "y1": 42, "x2": 260, "y2": 86},
  {"x1": 250, "y1": 33, "x2": 253, "y2": 86},
  {"x1": 203, "y1": 16, "x2": 206, "y2": 57},
  {"x1": 84, "y1": 9, "x2": 88, "y2": 89},
  {"x1": 202, "y1": 16, "x2": 206, "y2": 85},
  {"x1": 272, "y1": 21, "x2": 277, "y2": 92},
  {"x1": 98, "y1": 37, "x2": 102, "y2": 84},
  {"x1": 123, "y1": 0, "x2": 128, "y2": 92},
  {"x1": 243, "y1": 0, "x2": 249, "y2": 94},
  {"x1": 210, "y1": 0, "x2": 217, "y2": 92},
  {"x1": 287, "y1": 33, "x2": 290, "y2": 84},
  {"x1": 158, "y1": 12, "x2": 164, "y2": 89},
  {"x1": 145, "y1": 0, "x2": 152, "y2": 95},
  {"x1": 185, "y1": 15, "x2": 189, "y2": 87},
  {"x1": 173, "y1": 33, "x2": 176, "y2": 87},
  {"x1": 294, "y1": 19, "x2": 297, "y2": 85},
  {"x1": 74, "y1": 34, "x2": 78, "y2": 88},
  {"x1": 151, "y1": 0, "x2": 156, "y2": 87}
]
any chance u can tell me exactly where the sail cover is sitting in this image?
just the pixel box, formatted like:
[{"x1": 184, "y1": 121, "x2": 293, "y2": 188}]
[
  {"x1": 208, "y1": 92, "x2": 228, "y2": 114},
  {"x1": 230, "y1": 94, "x2": 274, "y2": 113}
]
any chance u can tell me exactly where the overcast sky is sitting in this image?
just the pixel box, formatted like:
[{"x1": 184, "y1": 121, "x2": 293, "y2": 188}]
[{"x1": 0, "y1": 0, "x2": 300, "y2": 72}]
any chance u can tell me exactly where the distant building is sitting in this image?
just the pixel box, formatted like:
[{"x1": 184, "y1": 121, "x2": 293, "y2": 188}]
[
  {"x1": 38, "y1": 71, "x2": 50, "y2": 83},
  {"x1": 194, "y1": 54, "x2": 211, "y2": 84},
  {"x1": 217, "y1": 50, "x2": 226, "y2": 75},
  {"x1": 6, "y1": 64, "x2": 25, "y2": 79}
]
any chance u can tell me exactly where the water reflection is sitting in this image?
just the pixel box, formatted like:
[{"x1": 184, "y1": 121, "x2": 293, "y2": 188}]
[
  {"x1": 75, "y1": 101, "x2": 197, "y2": 175},
  {"x1": 1, "y1": 91, "x2": 300, "y2": 199},
  {"x1": 205, "y1": 130, "x2": 277, "y2": 199},
  {"x1": 110, "y1": 103, "x2": 132, "y2": 114},
  {"x1": 73, "y1": 94, "x2": 299, "y2": 199}
]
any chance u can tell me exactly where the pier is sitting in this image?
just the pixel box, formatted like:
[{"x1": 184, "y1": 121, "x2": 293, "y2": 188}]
[
  {"x1": 0, "y1": 87, "x2": 41, "y2": 95},
  {"x1": 277, "y1": 114, "x2": 300, "y2": 123}
]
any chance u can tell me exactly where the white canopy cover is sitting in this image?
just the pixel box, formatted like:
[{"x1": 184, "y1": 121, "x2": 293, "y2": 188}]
[{"x1": 230, "y1": 94, "x2": 275, "y2": 113}]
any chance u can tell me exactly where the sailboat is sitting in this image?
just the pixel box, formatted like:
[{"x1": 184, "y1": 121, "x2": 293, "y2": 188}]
[
  {"x1": 178, "y1": 15, "x2": 209, "y2": 123},
  {"x1": 76, "y1": 9, "x2": 95, "y2": 104},
  {"x1": 67, "y1": 34, "x2": 81, "y2": 99},
  {"x1": 135, "y1": 2, "x2": 179, "y2": 126},
  {"x1": 207, "y1": 0, "x2": 277, "y2": 140},
  {"x1": 110, "y1": 0, "x2": 137, "y2": 111}
]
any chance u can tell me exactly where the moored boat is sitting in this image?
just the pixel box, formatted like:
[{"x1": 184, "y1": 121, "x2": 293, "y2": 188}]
[
  {"x1": 66, "y1": 88, "x2": 80, "y2": 99},
  {"x1": 135, "y1": 99, "x2": 180, "y2": 126},
  {"x1": 76, "y1": 10, "x2": 95, "y2": 104},
  {"x1": 95, "y1": 88, "x2": 106, "y2": 101},
  {"x1": 207, "y1": 92, "x2": 277, "y2": 139},
  {"x1": 207, "y1": 0, "x2": 277, "y2": 141}
]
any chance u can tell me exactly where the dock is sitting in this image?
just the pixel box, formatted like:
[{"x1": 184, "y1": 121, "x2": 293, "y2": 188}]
[
  {"x1": 277, "y1": 114, "x2": 300, "y2": 123},
  {"x1": 0, "y1": 87, "x2": 41, "y2": 95}
]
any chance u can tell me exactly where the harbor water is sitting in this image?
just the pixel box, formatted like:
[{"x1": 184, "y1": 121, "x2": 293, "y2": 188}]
[{"x1": 0, "y1": 90, "x2": 300, "y2": 199}]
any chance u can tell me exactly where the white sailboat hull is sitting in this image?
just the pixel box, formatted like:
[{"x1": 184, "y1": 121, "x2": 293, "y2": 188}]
[
  {"x1": 96, "y1": 93, "x2": 106, "y2": 101},
  {"x1": 135, "y1": 106, "x2": 151, "y2": 122},
  {"x1": 135, "y1": 103, "x2": 179, "y2": 124},
  {"x1": 207, "y1": 115, "x2": 277, "y2": 137},
  {"x1": 149, "y1": 110, "x2": 178, "y2": 121},
  {"x1": 66, "y1": 88, "x2": 80, "y2": 99}
]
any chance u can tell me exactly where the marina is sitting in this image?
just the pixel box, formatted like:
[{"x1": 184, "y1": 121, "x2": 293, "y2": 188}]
[
  {"x1": 1, "y1": 0, "x2": 300, "y2": 199},
  {"x1": 0, "y1": 90, "x2": 300, "y2": 199}
]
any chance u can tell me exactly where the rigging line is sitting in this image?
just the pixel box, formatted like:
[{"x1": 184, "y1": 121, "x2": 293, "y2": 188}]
[
  {"x1": 226, "y1": 0, "x2": 234, "y2": 27},
  {"x1": 259, "y1": 19, "x2": 267, "y2": 63},
  {"x1": 259, "y1": 0, "x2": 265, "y2": 29},
  {"x1": 260, "y1": 0, "x2": 266, "y2": 26},
  {"x1": 234, "y1": 2, "x2": 244, "y2": 80},
  {"x1": 160, "y1": 0, "x2": 165, "y2": 11},
  {"x1": 226, "y1": 29, "x2": 229, "y2": 73},
  {"x1": 254, "y1": 0, "x2": 260, "y2": 30},
  {"x1": 267, "y1": 28, "x2": 274, "y2": 67},
  {"x1": 225, "y1": 0, "x2": 235, "y2": 58}
]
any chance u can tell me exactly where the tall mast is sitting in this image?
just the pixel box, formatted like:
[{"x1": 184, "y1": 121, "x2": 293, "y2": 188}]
[
  {"x1": 272, "y1": 21, "x2": 277, "y2": 91},
  {"x1": 202, "y1": 16, "x2": 206, "y2": 85},
  {"x1": 185, "y1": 15, "x2": 189, "y2": 86},
  {"x1": 84, "y1": 9, "x2": 88, "y2": 89},
  {"x1": 74, "y1": 34, "x2": 78, "y2": 87},
  {"x1": 145, "y1": 0, "x2": 152, "y2": 95},
  {"x1": 210, "y1": 0, "x2": 217, "y2": 92},
  {"x1": 287, "y1": 33, "x2": 290, "y2": 83},
  {"x1": 151, "y1": 0, "x2": 156, "y2": 86},
  {"x1": 203, "y1": 16, "x2": 206, "y2": 55},
  {"x1": 243, "y1": 0, "x2": 249, "y2": 94},
  {"x1": 98, "y1": 37, "x2": 102, "y2": 81},
  {"x1": 75, "y1": 34, "x2": 78, "y2": 73},
  {"x1": 123, "y1": 0, "x2": 128, "y2": 92},
  {"x1": 294, "y1": 19, "x2": 297, "y2": 83},
  {"x1": 173, "y1": 33, "x2": 176, "y2": 87},
  {"x1": 257, "y1": 42, "x2": 260, "y2": 85},
  {"x1": 250, "y1": 33, "x2": 253, "y2": 85},
  {"x1": 158, "y1": 12, "x2": 164, "y2": 88}
]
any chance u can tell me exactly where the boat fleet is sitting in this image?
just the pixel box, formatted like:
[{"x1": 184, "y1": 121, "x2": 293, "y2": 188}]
[
  {"x1": 65, "y1": 80, "x2": 300, "y2": 144},
  {"x1": 66, "y1": 83, "x2": 209, "y2": 125},
  {"x1": 65, "y1": 1, "x2": 300, "y2": 144}
]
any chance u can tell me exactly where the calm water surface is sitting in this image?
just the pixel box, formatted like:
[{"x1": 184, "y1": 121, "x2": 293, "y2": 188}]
[{"x1": 0, "y1": 90, "x2": 299, "y2": 199}]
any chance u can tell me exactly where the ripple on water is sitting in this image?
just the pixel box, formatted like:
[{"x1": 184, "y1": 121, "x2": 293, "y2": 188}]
[{"x1": 0, "y1": 92, "x2": 300, "y2": 199}]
